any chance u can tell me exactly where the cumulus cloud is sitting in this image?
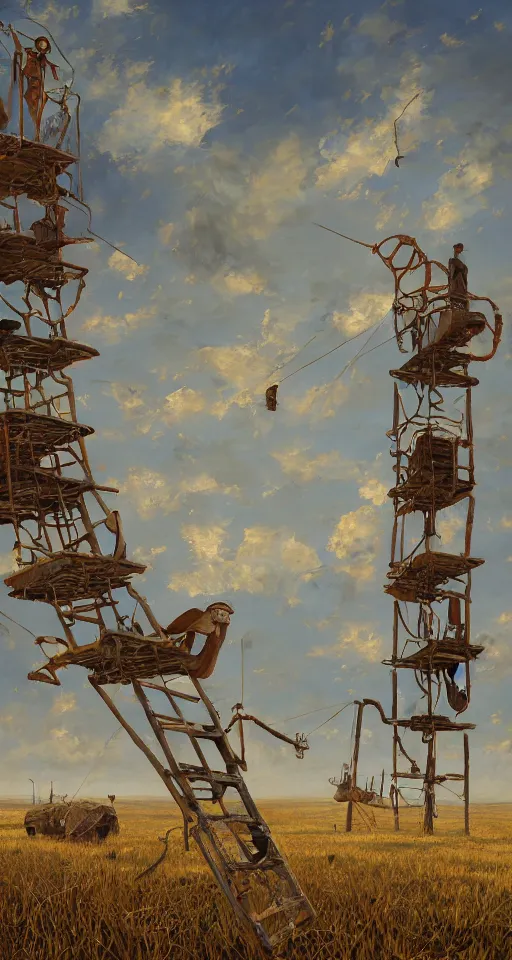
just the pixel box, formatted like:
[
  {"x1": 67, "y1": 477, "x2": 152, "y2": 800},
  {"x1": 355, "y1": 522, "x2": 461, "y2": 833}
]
[
  {"x1": 93, "y1": 0, "x2": 147, "y2": 15},
  {"x1": 358, "y1": 477, "x2": 388, "y2": 506},
  {"x1": 82, "y1": 305, "x2": 157, "y2": 342},
  {"x1": 112, "y1": 467, "x2": 239, "y2": 519},
  {"x1": 174, "y1": 136, "x2": 311, "y2": 280},
  {"x1": 286, "y1": 380, "x2": 350, "y2": 421},
  {"x1": 108, "y1": 250, "x2": 148, "y2": 281},
  {"x1": 272, "y1": 447, "x2": 362, "y2": 484},
  {"x1": 158, "y1": 222, "x2": 175, "y2": 246},
  {"x1": 423, "y1": 151, "x2": 493, "y2": 232},
  {"x1": 327, "y1": 505, "x2": 382, "y2": 581},
  {"x1": 169, "y1": 524, "x2": 322, "y2": 604},
  {"x1": 315, "y1": 65, "x2": 426, "y2": 192},
  {"x1": 485, "y1": 739, "x2": 512, "y2": 754},
  {"x1": 98, "y1": 78, "x2": 225, "y2": 170},
  {"x1": 0, "y1": 552, "x2": 16, "y2": 576},
  {"x1": 356, "y1": 10, "x2": 408, "y2": 45},
  {"x1": 436, "y1": 513, "x2": 465, "y2": 546},
  {"x1": 188, "y1": 308, "x2": 307, "y2": 418},
  {"x1": 475, "y1": 632, "x2": 512, "y2": 677},
  {"x1": 332, "y1": 291, "x2": 393, "y2": 336},
  {"x1": 8, "y1": 725, "x2": 120, "y2": 767},
  {"x1": 161, "y1": 388, "x2": 207, "y2": 425},
  {"x1": 109, "y1": 382, "x2": 148, "y2": 421},
  {"x1": 496, "y1": 612, "x2": 512, "y2": 625},
  {"x1": 440, "y1": 33, "x2": 465, "y2": 48},
  {"x1": 212, "y1": 269, "x2": 267, "y2": 297},
  {"x1": 51, "y1": 694, "x2": 77, "y2": 715},
  {"x1": 309, "y1": 623, "x2": 383, "y2": 663}
]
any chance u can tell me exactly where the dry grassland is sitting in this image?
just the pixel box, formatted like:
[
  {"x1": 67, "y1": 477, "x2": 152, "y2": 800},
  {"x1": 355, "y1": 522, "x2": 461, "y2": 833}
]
[{"x1": 1, "y1": 799, "x2": 511, "y2": 960}]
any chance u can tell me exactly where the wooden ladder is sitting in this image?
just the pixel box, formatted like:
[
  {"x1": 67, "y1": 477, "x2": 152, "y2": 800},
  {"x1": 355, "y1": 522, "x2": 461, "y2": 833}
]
[{"x1": 91, "y1": 675, "x2": 315, "y2": 956}]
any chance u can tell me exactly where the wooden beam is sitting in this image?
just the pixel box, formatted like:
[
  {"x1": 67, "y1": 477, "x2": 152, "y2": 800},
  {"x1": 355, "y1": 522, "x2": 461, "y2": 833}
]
[
  {"x1": 464, "y1": 733, "x2": 470, "y2": 837},
  {"x1": 346, "y1": 701, "x2": 364, "y2": 833}
]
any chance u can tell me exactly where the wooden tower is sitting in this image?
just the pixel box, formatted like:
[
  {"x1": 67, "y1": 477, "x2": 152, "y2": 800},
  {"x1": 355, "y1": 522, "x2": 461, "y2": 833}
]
[{"x1": 0, "y1": 20, "x2": 314, "y2": 954}]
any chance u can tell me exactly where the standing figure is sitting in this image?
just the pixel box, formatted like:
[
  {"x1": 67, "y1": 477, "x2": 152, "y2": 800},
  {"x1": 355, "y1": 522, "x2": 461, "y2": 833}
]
[
  {"x1": 22, "y1": 37, "x2": 59, "y2": 139},
  {"x1": 448, "y1": 242, "x2": 469, "y2": 310}
]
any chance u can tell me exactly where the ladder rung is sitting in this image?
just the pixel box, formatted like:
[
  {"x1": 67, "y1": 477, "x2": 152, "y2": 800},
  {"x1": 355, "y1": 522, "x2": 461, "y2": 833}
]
[
  {"x1": 179, "y1": 764, "x2": 241, "y2": 786},
  {"x1": 205, "y1": 813, "x2": 254, "y2": 824},
  {"x1": 159, "y1": 719, "x2": 222, "y2": 738},
  {"x1": 139, "y1": 680, "x2": 200, "y2": 702},
  {"x1": 228, "y1": 857, "x2": 284, "y2": 871},
  {"x1": 252, "y1": 897, "x2": 307, "y2": 924}
]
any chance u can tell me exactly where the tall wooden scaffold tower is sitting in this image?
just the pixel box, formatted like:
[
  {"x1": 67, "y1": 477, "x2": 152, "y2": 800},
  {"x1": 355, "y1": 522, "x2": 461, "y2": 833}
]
[{"x1": 0, "y1": 19, "x2": 314, "y2": 954}]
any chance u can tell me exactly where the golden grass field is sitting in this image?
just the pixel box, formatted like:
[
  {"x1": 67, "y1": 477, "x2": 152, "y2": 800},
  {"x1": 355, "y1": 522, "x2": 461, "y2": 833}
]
[{"x1": 1, "y1": 799, "x2": 512, "y2": 960}]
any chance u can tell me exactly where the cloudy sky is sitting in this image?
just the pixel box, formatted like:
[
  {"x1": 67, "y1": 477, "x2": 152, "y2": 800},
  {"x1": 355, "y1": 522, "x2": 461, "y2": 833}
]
[{"x1": 0, "y1": 0, "x2": 511, "y2": 808}]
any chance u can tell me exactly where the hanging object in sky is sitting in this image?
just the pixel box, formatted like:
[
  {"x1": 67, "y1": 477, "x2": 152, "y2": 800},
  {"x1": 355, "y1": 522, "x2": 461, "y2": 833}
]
[
  {"x1": 0, "y1": 18, "x2": 314, "y2": 956},
  {"x1": 265, "y1": 383, "x2": 278, "y2": 410}
]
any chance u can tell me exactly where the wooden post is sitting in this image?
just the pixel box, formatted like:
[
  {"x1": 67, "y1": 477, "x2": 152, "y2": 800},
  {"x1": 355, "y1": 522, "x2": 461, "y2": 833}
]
[
  {"x1": 423, "y1": 736, "x2": 436, "y2": 835},
  {"x1": 392, "y1": 606, "x2": 400, "y2": 831},
  {"x1": 464, "y1": 733, "x2": 470, "y2": 836},
  {"x1": 346, "y1": 701, "x2": 364, "y2": 833}
]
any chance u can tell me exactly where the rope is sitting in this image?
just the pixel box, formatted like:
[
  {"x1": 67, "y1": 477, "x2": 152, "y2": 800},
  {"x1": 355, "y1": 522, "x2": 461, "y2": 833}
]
[
  {"x1": 437, "y1": 781, "x2": 464, "y2": 802},
  {"x1": 313, "y1": 222, "x2": 375, "y2": 249},
  {"x1": 276, "y1": 318, "x2": 394, "y2": 387},
  {"x1": 305, "y1": 702, "x2": 353, "y2": 737},
  {"x1": 0, "y1": 608, "x2": 36, "y2": 638},
  {"x1": 393, "y1": 92, "x2": 422, "y2": 166},
  {"x1": 333, "y1": 316, "x2": 390, "y2": 382},
  {"x1": 277, "y1": 324, "x2": 383, "y2": 384},
  {"x1": 266, "y1": 334, "x2": 318, "y2": 381},
  {"x1": 275, "y1": 701, "x2": 351, "y2": 724},
  {"x1": 69, "y1": 725, "x2": 122, "y2": 802}
]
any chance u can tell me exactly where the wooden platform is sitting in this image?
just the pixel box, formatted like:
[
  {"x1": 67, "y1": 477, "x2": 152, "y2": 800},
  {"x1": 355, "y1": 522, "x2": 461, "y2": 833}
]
[
  {"x1": 29, "y1": 629, "x2": 219, "y2": 686},
  {"x1": 391, "y1": 347, "x2": 479, "y2": 389},
  {"x1": 0, "y1": 410, "x2": 93, "y2": 462},
  {"x1": 0, "y1": 335, "x2": 98, "y2": 373},
  {"x1": 0, "y1": 134, "x2": 76, "y2": 204},
  {"x1": 0, "y1": 468, "x2": 94, "y2": 524},
  {"x1": 383, "y1": 639, "x2": 485, "y2": 671},
  {"x1": 385, "y1": 551, "x2": 484, "y2": 602},
  {"x1": 431, "y1": 309, "x2": 486, "y2": 350},
  {"x1": 0, "y1": 232, "x2": 87, "y2": 286},
  {"x1": 389, "y1": 432, "x2": 473, "y2": 512},
  {"x1": 395, "y1": 714, "x2": 475, "y2": 733},
  {"x1": 5, "y1": 553, "x2": 146, "y2": 603}
]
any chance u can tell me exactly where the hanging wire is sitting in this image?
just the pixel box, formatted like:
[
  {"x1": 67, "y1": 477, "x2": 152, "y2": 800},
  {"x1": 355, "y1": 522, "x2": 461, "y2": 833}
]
[
  {"x1": 277, "y1": 323, "x2": 385, "y2": 385},
  {"x1": 0, "y1": 608, "x2": 37, "y2": 638},
  {"x1": 313, "y1": 222, "x2": 375, "y2": 249},
  {"x1": 70, "y1": 724, "x2": 123, "y2": 802},
  {"x1": 437, "y1": 781, "x2": 465, "y2": 802},
  {"x1": 266, "y1": 334, "x2": 318, "y2": 381},
  {"x1": 276, "y1": 701, "x2": 351, "y2": 724},
  {"x1": 333, "y1": 315, "x2": 391, "y2": 383},
  {"x1": 393, "y1": 92, "x2": 422, "y2": 167},
  {"x1": 305, "y1": 701, "x2": 353, "y2": 737}
]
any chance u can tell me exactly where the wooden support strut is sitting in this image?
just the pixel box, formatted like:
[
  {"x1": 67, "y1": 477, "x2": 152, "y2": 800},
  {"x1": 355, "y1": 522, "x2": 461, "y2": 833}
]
[
  {"x1": 346, "y1": 701, "x2": 364, "y2": 833},
  {"x1": 464, "y1": 733, "x2": 470, "y2": 837}
]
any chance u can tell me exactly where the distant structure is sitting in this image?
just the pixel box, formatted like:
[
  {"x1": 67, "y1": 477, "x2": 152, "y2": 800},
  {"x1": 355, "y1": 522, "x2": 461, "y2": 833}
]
[
  {"x1": 365, "y1": 235, "x2": 501, "y2": 833},
  {"x1": 315, "y1": 229, "x2": 501, "y2": 833},
  {"x1": 25, "y1": 799, "x2": 119, "y2": 842},
  {"x1": 0, "y1": 18, "x2": 313, "y2": 955}
]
